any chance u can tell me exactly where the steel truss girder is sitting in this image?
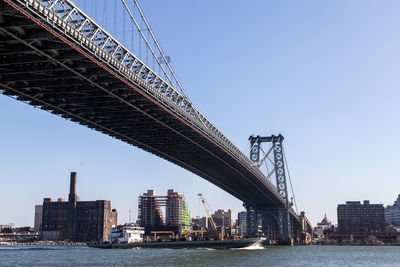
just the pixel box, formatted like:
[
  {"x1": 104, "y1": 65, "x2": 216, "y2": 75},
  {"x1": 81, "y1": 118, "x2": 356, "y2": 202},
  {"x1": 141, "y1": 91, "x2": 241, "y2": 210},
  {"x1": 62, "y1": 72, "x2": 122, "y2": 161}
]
[
  {"x1": 1, "y1": 67, "x2": 116, "y2": 82},
  {"x1": 0, "y1": 61, "x2": 99, "y2": 75},
  {"x1": 0, "y1": 41, "x2": 72, "y2": 55},
  {"x1": 1, "y1": 82, "x2": 247, "y2": 205},
  {"x1": 0, "y1": 53, "x2": 86, "y2": 66},
  {"x1": 2, "y1": 0, "x2": 261, "y2": 177},
  {"x1": 0, "y1": 0, "x2": 297, "y2": 209},
  {"x1": 5, "y1": 77, "x2": 119, "y2": 89}
]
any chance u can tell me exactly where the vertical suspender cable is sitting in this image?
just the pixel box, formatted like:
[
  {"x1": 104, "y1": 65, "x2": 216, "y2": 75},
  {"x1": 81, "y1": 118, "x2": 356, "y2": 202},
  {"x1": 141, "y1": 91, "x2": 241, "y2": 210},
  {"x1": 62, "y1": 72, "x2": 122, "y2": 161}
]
[
  {"x1": 122, "y1": 1, "x2": 216, "y2": 130},
  {"x1": 131, "y1": 9, "x2": 134, "y2": 52},
  {"x1": 94, "y1": 0, "x2": 97, "y2": 21},
  {"x1": 123, "y1": 1, "x2": 126, "y2": 44},
  {"x1": 121, "y1": 0, "x2": 177, "y2": 92},
  {"x1": 103, "y1": 0, "x2": 107, "y2": 29},
  {"x1": 132, "y1": 0, "x2": 190, "y2": 102},
  {"x1": 113, "y1": 0, "x2": 117, "y2": 35}
]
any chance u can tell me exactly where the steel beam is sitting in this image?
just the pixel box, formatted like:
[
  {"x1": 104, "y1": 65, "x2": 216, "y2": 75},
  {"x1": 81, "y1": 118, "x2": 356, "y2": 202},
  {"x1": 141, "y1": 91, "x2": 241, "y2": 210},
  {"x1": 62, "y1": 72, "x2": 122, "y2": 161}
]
[{"x1": 0, "y1": 0, "x2": 299, "y2": 214}]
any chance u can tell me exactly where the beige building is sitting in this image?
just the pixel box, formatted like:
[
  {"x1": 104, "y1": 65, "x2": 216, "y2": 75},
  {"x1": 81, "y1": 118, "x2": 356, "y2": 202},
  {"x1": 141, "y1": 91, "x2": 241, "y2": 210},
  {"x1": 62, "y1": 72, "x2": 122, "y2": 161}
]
[{"x1": 34, "y1": 205, "x2": 42, "y2": 234}]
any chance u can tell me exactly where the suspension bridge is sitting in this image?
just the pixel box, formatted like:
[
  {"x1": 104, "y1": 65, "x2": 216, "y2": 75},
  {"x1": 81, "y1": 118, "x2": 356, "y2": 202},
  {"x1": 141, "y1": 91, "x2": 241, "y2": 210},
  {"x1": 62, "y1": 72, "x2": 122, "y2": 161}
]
[{"x1": 0, "y1": 0, "x2": 312, "y2": 242}]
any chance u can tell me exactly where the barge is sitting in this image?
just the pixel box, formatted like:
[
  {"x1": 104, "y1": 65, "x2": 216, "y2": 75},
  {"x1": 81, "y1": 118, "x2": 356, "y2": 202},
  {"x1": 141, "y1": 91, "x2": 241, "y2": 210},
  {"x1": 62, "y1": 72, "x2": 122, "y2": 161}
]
[{"x1": 90, "y1": 237, "x2": 264, "y2": 250}]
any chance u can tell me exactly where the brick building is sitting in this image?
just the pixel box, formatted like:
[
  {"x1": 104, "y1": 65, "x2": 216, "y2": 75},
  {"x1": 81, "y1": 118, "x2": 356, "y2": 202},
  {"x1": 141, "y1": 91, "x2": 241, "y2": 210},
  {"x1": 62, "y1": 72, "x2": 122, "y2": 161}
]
[
  {"x1": 41, "y1": 172, "x2": 117, "y2": 242},
  {"x1": 337, "y1": 200, "x2": 384, "y2": 234}
]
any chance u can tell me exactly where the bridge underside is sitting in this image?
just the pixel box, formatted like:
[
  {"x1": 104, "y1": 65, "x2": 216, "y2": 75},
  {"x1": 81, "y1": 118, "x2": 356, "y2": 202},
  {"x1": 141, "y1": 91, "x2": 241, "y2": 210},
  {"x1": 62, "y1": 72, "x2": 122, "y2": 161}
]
[{"x1": 0, "y1": 1, "x2": 286, "y2": 208}]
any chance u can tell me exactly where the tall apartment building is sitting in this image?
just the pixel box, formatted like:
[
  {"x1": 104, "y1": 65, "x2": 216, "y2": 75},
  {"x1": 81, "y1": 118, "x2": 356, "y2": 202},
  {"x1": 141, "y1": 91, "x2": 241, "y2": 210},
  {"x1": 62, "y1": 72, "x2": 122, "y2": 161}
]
[
  {"x1": 337, "y1": 200, "x2": 385, "y2": 234},
  {"x1": 41, "y1": 172, "x2": 117, "y2": 242},
  {"x1": 165, "y1": 189, "x2": 191, "y2": 233},
  {"x1": 212, "y1": 209, "x2": 233, "y2": 229},
  {"x1": 237, "y1": 211, "x2": 247, "y2": 226},
  {"x1": 138, "y1": 190, "x2": 165, "y2": 234},
  {"x1": 166, "y1": 189, "x2": 183, "y2": 226},
  {"x1": 138, "y1": 189, "x2": 191, "y2": 235},
  {"x1": 209, "y1": 209, "x2": 233, "y2": 238},
  {"x1": 34, "y1": 205, "x2": 42, "y2": 233},
  {"x1": 237, "y1": 211, "x2": 247, "y2": 235},
  {"x1": 385, "y1": 194, "x2": 400, "y2": 227}
]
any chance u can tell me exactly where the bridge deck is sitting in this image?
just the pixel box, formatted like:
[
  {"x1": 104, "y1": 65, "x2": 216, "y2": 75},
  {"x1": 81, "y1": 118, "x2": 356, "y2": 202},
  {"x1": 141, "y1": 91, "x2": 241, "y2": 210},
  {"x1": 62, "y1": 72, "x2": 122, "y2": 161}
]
[{"x1": 0, "y1": 0, "x2": 290, "y2": 211}]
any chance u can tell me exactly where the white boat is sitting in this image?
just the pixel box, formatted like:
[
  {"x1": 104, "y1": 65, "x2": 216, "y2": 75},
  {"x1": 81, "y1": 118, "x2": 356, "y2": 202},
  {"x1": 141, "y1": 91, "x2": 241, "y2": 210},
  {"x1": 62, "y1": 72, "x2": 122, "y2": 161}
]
[{"x1": 108, "y1": 224, "x2": 145, "y2": 244}]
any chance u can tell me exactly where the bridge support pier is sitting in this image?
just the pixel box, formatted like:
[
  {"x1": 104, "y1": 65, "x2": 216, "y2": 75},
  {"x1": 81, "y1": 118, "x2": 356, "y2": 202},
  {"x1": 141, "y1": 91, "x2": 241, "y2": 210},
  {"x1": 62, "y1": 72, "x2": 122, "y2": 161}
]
[
  {"x1": 246, "y1": 134, "x2": 294, "y2": 244},
  {"x1": 277, "y1": 208, "x2": 292, "y2": 240},
  {"x1": 244, "y1": 203, "x2": 261, "y2": 237},
  {"x1": 244, "y1": 203, "x2": 293, "y2": 243},
  {"x1": 261, "y1": 213, "x2": 277, "y2": 241}
]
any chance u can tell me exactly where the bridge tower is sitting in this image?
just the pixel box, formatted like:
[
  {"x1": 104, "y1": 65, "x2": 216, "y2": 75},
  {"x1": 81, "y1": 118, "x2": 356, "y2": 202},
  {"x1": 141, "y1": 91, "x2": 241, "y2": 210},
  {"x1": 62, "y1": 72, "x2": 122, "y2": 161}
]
[{"x1": 245, "y1": 134, "x2": 292, "y2": 241}]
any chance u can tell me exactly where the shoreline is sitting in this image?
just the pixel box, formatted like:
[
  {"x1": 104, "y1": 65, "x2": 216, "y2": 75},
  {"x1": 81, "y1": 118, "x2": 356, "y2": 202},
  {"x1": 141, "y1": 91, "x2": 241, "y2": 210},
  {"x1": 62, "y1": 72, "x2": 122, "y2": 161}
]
[
  {"x1": 312, "y1": 240, "x2": 400, "y2": 246},
  {"x1": 2, "y1": 241, "x2": 400, "y2": 247},
  {"x1": 0, "y1": 241, "x2": 87, "y2": 246}
]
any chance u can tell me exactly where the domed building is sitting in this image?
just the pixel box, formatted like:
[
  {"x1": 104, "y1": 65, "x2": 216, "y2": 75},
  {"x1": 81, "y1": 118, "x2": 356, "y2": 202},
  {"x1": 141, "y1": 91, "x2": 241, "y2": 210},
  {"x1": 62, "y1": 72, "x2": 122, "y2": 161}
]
[
  {"x1": 314, "y1": 214, "x2": 333, "y2": 239},
  {"x1": 318, "y1": 214, "x2": 332, "y2": 227}
]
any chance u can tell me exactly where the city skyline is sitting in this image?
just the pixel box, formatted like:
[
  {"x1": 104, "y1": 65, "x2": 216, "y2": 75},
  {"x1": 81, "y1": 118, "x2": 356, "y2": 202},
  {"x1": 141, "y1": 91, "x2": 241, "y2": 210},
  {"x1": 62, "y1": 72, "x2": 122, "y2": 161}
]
[{"x1": 1, "y1": 0, "x2": 400, "y2": 228}]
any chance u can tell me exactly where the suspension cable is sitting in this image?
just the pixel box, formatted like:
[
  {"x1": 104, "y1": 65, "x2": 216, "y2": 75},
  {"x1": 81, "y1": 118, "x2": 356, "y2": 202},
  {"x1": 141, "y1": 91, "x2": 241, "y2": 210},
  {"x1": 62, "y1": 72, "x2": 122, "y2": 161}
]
[
  {"x1": 282, "y1": 145, "x2": 298, "y2": 214},
  {"x1": 120, "y1": 0, "x2": 176, "y2": 92},
  {"x1": 132, "y1": 0, "x2": 190, "y2": 101},
  {"x1": 120, "y1": 1, "x2": 220, "y2": 131},
  {"x1": 103, "y1": 0, "x2": 107, "y2": 29}
]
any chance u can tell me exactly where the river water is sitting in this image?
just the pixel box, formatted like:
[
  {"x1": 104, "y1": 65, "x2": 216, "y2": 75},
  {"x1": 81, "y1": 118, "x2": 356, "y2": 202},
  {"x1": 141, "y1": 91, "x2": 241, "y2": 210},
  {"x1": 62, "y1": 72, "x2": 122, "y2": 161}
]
[{"x1": 1, "y1": 245, "x2": 399, "y2": 266}]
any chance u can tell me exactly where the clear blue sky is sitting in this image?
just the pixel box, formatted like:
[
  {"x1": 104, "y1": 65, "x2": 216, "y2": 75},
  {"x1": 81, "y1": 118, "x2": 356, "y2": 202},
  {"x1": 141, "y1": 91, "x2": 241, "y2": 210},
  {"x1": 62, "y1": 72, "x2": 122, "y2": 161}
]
[{"x1": 1, "y1": 0, "x2": 400, "y2": 227}]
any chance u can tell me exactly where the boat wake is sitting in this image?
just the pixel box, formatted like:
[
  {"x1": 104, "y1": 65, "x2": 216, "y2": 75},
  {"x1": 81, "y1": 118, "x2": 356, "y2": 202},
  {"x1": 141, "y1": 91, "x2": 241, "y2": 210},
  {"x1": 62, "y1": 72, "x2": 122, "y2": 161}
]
[
  {"x1": 238, "y1": 243, "x2": 265, "y2": 250},
  {"x1": 231, "y1": 238, "x2": 266, "y2": 250},
  {"x1": 196, "y1": 247, "x2": 215, "y2": 251},
  {"x1": 128, "y1": 247, "x2": 142, "y2": 250}
]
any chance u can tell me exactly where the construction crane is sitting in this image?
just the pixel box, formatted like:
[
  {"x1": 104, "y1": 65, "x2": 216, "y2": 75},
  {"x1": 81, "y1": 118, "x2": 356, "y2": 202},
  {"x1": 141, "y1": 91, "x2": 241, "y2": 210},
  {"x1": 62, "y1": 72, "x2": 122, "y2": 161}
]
[{"x1": 198, "y1": 193, "x2": 218, "y2": 239}]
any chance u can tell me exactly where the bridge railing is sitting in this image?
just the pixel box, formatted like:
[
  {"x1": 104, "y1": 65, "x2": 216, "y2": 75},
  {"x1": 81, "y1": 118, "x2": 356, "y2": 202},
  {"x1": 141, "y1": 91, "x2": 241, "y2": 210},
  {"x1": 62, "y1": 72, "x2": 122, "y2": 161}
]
[{"x1": 10, "y1": 0, "x2": 284, "y2": 204}]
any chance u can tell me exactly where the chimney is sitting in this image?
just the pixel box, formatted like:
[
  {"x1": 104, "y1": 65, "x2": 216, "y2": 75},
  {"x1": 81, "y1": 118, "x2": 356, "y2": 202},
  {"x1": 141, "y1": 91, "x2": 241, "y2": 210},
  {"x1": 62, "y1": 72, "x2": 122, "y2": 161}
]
[
  {"x1": 68, "y1": 172, "x2": 77, "y2": 241},
  {"x1": 70, "y1": 172, "x2": 77, "y2": 196}
]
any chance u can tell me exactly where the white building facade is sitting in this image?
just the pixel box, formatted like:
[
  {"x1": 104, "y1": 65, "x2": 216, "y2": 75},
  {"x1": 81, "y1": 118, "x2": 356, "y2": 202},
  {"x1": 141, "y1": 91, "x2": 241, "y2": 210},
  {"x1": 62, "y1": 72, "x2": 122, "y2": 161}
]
[{"x1": 385, "y1": 195, "x2": 400, "y2": 227}]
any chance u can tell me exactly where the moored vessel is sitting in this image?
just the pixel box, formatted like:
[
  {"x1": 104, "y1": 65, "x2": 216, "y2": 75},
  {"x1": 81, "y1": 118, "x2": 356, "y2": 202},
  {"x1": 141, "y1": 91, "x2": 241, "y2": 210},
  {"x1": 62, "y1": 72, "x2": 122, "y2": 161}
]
[
  {"x1": 90, "y1": 237, "x2": 265, "y2": 250},
  {"x1": 108, "y1": 224, "x2": 145, "y2": 244}
]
